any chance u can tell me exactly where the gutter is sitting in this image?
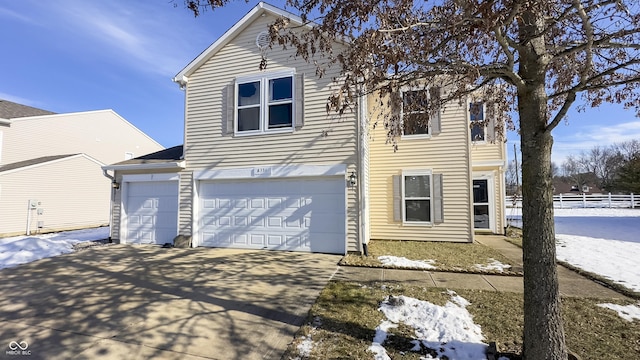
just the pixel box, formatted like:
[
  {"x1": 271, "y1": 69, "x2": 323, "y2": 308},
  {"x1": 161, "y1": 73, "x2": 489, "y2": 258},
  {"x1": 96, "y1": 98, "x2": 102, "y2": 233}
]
[
  {"x1": 101, "y1": 161, "x2": 186, "y2": 171},
  {"x1": 0, "y1": 118, "x2": 11, "y2": 126}
]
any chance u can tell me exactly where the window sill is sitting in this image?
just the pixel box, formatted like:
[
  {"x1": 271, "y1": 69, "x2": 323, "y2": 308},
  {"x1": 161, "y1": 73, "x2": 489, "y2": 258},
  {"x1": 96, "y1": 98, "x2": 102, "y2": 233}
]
[
  {"x1": 401, "y1": 134, "x2": 432, "y2": 140},
  {"x1": 234, "y1": 128, "x2": 294, "y2": 137},
  {"x1": 402, "y1": 221, "x2": 434, "y2": 227}
]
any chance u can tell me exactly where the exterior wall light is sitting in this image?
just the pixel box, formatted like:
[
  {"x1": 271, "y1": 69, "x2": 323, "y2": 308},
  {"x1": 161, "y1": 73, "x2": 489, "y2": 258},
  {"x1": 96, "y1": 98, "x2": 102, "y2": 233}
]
[
  {"x1": 112, "y1": 181, "x2": 120, "y2": 190},
  {"x1": 348, "y1": 171, "x2": 357, "y2": 187}
]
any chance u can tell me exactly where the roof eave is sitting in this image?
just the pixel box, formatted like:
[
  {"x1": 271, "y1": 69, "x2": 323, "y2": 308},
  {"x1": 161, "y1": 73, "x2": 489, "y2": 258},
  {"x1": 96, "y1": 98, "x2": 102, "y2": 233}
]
[
  {"x1": 0, "y1": 118, "x2": 10, "y2": 126},
  {"x1": 102, "y1": 160, "x2": 186, "y2": 171}
]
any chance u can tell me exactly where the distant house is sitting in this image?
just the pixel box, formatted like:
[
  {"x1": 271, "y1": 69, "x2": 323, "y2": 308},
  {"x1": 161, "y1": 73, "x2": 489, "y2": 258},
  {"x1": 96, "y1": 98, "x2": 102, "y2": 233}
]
[
  {"x1": 0, "y1": 100, "x2": 164, "y2": 236},
  {"x1": 552, "y1": 176, "x2": 602, "y2": 195},
  {"x1": 103, "y1": 2, "x2": 507, "y2": 254}
]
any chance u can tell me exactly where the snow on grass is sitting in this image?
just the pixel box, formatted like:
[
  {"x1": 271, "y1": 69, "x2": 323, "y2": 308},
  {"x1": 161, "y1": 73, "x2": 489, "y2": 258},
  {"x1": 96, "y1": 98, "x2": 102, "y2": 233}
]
[
  {"x1": 556, "y1": 234, "x2": 640, "y2": 293},
  {"x1": 370, "y1": 291, "x2": 488, "y2": 360},
  {"x1": 506, "y1": 207, "x2": 640, "y2": 293},
  {"x1": 378, "y1": 255, "x2": 437, "y2": 270},
  {"x1": 598, "y1": 303, "x2": 640, "y2": 322},
  {"x1": 0, "y1": 227, "x2": 109, "y2": 270},
  {"x1": 474, "y1": 258, "x2": 512, "y2": 272},
  {"x1": 292, "y1": 316, "x2": 322, "y2": 360}
]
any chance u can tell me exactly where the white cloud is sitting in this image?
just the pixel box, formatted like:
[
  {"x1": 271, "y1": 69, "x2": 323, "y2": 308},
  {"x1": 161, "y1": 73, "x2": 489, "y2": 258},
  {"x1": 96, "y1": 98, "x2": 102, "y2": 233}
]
[
  {"x1": 0, "y1": 6, "x2": 37, "y2": 24},
  {"x1": 42, "y1": 1, "x2": 207, "y2": 77},
  {"x1": 552, "y1": 120, "x2": 640, "y2": 164}
]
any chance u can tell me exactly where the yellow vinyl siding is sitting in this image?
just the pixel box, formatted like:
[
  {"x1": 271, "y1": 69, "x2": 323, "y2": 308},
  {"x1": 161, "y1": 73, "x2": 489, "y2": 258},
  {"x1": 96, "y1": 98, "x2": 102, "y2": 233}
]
[
  {"x1": 182, "y1": 14, "x2": 360, "y2": 252},
  {"x1": 369, "y1": 93, "x2": 473, "y2": 242},
  {"x1": 0, "y1": 156, "x2": 109, "y2": 236},
  {"x1": 471, "y1": 141, "x2": 505, "y2": 163}
]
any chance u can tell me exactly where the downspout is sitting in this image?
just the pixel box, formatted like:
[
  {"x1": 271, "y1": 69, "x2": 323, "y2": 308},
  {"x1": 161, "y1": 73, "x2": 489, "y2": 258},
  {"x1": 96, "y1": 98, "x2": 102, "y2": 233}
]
[
  {"x1": 357, "y1": 85, "x2": 369, "y2": 257},
  {"x1": 102, "y1": 169, "x2": 117, "y2": 243}
]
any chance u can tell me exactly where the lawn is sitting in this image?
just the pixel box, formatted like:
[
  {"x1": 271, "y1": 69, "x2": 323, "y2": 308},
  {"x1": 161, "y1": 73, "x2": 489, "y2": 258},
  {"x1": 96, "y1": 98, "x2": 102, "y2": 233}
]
[
  {"x1": 283, "y1": 281, "x2": 640, "y2": 360},
  {"x1": 340, "y1": 239, "x2": 520, "y2": 275}
]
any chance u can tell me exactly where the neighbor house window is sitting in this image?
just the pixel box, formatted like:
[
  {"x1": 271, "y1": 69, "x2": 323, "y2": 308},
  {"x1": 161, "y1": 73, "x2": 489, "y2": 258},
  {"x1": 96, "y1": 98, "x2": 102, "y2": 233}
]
[
  {"x1": 470, "y1": 102, "x2": 485, "y2": 142},
  {"x1": 401, "y1": 90, "x2": 430, "y2": 136},
  {"x1": 236, "y1": 71, "x2": 294, "y2": 134},
  {"x1": 403, "y1": 172, "x2": 432, "y2": 223}
]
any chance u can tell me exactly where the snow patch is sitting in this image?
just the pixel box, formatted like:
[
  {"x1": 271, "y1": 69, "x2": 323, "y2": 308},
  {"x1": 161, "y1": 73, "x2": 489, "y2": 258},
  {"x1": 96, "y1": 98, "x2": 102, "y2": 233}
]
[
  {"x1": 556, "y1": 234, "x2": 640, "y2": 293},
  {"x1": 474, "y1": 258, "x2": 512, "y2": 272},
  {"x1": 598, "y1": 303, "x2": 640, "y2": 322},
  {"x1": 369, "y1": 291, "x2": 488, "y2": 359},
  {"x1": 378, "y1": 255, "x2": 437, "y2": 270},
  {"x1": 0, "y1": 227, "x2": 109, "y2": 270}
]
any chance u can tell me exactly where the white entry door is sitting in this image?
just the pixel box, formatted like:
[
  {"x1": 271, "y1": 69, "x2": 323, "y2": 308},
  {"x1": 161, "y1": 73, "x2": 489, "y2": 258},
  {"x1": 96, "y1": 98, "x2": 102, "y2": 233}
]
[
  {"x1": 125, "y1": 181, "x2": 179, "y2": 245},
  {"x1": 198, "y1": 177, "x2": 346, "y2": 254}
]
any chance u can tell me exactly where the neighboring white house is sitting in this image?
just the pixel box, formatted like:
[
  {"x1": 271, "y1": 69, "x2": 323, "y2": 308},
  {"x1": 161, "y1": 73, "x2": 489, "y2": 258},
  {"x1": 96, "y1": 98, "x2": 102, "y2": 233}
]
[
  {"x1": 103, "y1": 2, "x2": 506, "y2": 254},
  {"x1": 0, "y1": 100, "x2": 164, "y2": 236}
]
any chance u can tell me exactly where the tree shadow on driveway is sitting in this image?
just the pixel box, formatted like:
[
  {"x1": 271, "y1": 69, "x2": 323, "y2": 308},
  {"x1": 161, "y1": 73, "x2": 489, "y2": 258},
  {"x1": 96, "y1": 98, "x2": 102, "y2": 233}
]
[{"x1": 0, "y1": 245, "x2": 340, "y2": 360}]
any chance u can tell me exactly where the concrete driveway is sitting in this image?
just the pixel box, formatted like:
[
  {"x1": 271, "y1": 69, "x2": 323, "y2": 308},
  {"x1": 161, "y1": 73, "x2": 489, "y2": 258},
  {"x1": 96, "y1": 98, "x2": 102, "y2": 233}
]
[{"x1": 0, "y1": 245, "x2": 340, "y2": 360}]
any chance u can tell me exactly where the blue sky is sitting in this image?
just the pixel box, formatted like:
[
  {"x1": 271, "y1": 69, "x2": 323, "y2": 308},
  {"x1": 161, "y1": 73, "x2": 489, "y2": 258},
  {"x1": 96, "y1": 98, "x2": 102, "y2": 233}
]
[{"x1": 1, "y1": 0, "x2": 638, "y2": 164}]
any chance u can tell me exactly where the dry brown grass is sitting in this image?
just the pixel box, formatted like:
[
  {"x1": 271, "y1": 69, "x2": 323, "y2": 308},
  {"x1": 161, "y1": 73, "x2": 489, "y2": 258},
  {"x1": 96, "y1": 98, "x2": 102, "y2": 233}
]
[
  {"x1": 340, "y1": 239, "x2": 520, "y2": 275},
  {"x1": 283, "y1": 281, "x2": 640, "y2": 360}
]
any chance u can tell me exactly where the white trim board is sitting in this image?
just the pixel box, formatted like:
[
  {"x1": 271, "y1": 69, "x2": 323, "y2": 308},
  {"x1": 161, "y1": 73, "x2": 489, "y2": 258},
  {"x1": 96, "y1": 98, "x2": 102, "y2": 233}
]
[{"x1": 195, "y1": 164, "x2": 347, "y2": 180}]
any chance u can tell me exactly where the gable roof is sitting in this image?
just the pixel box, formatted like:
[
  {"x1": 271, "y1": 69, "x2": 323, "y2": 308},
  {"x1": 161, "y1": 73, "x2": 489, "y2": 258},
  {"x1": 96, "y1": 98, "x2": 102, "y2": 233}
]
[
  {"x1": 173, "y1": 2, "x2": 306, "y2": 85},
  {"x1": 0, "y1": 99, "x2": 55, "y2": 119},
  {"x1": 0, "y1": 153, "x2": 104, "y2": 175},
  {"x1": 102, "y1": 145, "x2": 185, "y2": 171}
]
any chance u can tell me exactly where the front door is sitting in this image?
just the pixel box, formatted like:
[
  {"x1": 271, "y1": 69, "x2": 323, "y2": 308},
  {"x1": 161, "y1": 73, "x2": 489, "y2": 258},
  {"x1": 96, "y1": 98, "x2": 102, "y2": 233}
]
[{"x1": 473, "y1": 179, "x2": 492, "y2": 230}]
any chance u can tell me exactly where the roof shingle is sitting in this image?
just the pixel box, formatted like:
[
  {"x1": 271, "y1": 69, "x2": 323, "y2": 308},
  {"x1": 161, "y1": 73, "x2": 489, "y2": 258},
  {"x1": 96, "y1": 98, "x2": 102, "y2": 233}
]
[{"x1": 0, "y1": 99, "x2": 55, "y2": 119}]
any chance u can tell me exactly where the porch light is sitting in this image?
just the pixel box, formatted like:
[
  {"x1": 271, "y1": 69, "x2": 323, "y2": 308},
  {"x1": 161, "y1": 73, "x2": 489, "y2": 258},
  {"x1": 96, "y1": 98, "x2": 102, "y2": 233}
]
[
  {"x1": 348, "y1": 171, "x2": 357, "y2": 187},
  {"x1": 112, "y1": 181, "x2": 120, "y2": 190}
]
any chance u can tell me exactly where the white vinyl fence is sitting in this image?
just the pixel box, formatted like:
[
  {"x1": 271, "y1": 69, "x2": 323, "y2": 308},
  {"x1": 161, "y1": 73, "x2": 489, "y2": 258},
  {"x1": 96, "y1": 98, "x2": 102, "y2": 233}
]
[{"x1": 507, "y1": 193, "x2": 639, "y2": 209}]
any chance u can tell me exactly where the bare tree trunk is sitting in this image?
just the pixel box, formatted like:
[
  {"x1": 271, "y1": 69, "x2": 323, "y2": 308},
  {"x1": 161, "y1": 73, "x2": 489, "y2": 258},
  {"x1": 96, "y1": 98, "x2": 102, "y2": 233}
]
[{"x1": 518, "y1": 8, "x2": 568, "y2": 360}]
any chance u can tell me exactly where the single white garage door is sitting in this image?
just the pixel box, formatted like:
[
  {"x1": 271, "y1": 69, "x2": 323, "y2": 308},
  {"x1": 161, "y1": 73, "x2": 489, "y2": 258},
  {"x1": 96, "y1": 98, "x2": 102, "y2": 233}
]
[
  {"x1": 125, "y1": 181, "x2": 179, "y2": 245},
  {"x1": 198, "y1": 178, "x2": 346, "y2": 254}
]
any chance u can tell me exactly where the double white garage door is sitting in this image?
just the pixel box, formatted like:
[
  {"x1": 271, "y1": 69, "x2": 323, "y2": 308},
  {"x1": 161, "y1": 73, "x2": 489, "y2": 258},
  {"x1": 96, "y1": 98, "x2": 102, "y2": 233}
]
[{"x1": 124, "y1": 177, "x2": 346, "y2": 254}]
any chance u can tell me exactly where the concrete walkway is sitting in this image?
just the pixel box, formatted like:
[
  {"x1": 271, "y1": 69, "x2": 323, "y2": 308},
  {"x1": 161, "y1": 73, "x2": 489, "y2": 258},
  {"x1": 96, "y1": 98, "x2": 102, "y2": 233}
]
[{"x1": 334, "y1": 235, "x2": 629, "y2": 300}]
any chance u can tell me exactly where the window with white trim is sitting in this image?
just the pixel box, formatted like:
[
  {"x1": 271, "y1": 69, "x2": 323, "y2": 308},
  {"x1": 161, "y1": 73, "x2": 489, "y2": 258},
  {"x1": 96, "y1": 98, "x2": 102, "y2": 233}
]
[
  {"x1": 403, "y1": 171, "x2": 432, "y2": 223},
  {"x1": 470, "y1": 101, "x2": 485, "y2": 142},
  {"x1": 236, "y1": 71, "x2": 294, "y2": 134},
  {"x1": 401, "y1": 90, "x2": 430, "y2": 136}
]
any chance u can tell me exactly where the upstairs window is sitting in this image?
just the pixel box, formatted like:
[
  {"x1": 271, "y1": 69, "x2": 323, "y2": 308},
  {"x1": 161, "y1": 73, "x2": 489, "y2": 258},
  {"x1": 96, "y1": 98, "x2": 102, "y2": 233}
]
[
  {"x1": 236, "y1": 71, "x2": 294, "y2": 134},
  {"x1": 470, "y1": 102, "x2": 485, "y2": 142},
  {"x1": 401, "y1": 90, "x2": 430, "y2": 136}
]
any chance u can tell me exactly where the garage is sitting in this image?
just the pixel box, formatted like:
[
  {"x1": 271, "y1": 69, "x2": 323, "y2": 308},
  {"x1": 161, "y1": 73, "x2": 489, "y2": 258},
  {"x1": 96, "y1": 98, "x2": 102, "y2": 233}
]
[
  {"x1": 198, "y1": 177, "x2": 346, "y2": 254},
  {"x1": 124, "y1": 181, "x2": 179, "y2": 245}
]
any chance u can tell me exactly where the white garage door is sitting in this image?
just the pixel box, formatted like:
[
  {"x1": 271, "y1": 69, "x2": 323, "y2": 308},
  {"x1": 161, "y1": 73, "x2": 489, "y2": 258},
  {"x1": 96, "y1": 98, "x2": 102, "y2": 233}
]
[
  {"x1": 125, "y1": 181, "x2": 179, "y2": 245},
  {"x1": 198, "y1": 178, "x2": 346, "y2": 254}
]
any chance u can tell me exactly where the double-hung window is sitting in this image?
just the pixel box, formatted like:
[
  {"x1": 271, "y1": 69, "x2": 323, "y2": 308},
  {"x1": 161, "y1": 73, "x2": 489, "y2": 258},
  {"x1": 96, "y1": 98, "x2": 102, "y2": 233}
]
[
  {"x1": 401, "y1": 90, "x2": 430, "y2": 137},
  {"x1": 403, "y1": 171, "x2": 432, "y2": 223},
  {"x1": 236, "y1": 70, "x2": 294, "y2": 134},
  {"x1": 470, "y1": 101, "x2": 485, "y2": 142}
]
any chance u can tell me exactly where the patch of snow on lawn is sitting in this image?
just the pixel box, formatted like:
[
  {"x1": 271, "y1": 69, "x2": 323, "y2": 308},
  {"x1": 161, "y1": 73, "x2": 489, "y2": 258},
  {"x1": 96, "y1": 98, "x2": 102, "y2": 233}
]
[
  {"x1": 556, "y1": 234, "x2": 640, "y2": 293},
  {"x1": 598, "y1": 303, "x2": 640, "y2": 322},
  {"x1": 474, "y1": 258, "x2": 512, "y2": 272},
  {"x1": 0, "y1": 227, "x2": 109, "y2": 270},
  {"x1": 296, "y1": 336, "x2": 314, "y2": 358},
  {"x1": 378, "y1": 255, "x2": 437, "y2": 270},
  {"x1": 369, "y1": 320, "x2": 397, "y2": 360},
  {"x1": 369, "y1": 291, "x2": 487, "y2": 359}
]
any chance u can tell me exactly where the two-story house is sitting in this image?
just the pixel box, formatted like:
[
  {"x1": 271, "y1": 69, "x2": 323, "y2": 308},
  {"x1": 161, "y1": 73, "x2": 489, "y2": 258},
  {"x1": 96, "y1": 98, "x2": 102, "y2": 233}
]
[
  {"x1": 0, "y1": 100, "x2": 164, "y2": 236},
  {"x1": 104, "y1": 2, "x2": 506, "y2": 254}
]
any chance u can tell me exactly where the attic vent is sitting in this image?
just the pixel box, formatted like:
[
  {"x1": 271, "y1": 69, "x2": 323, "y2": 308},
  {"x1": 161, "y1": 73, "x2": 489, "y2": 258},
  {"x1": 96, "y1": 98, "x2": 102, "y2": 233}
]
[{"x1": 256, "y1": 31, "x2": 270, "y2": 49}]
